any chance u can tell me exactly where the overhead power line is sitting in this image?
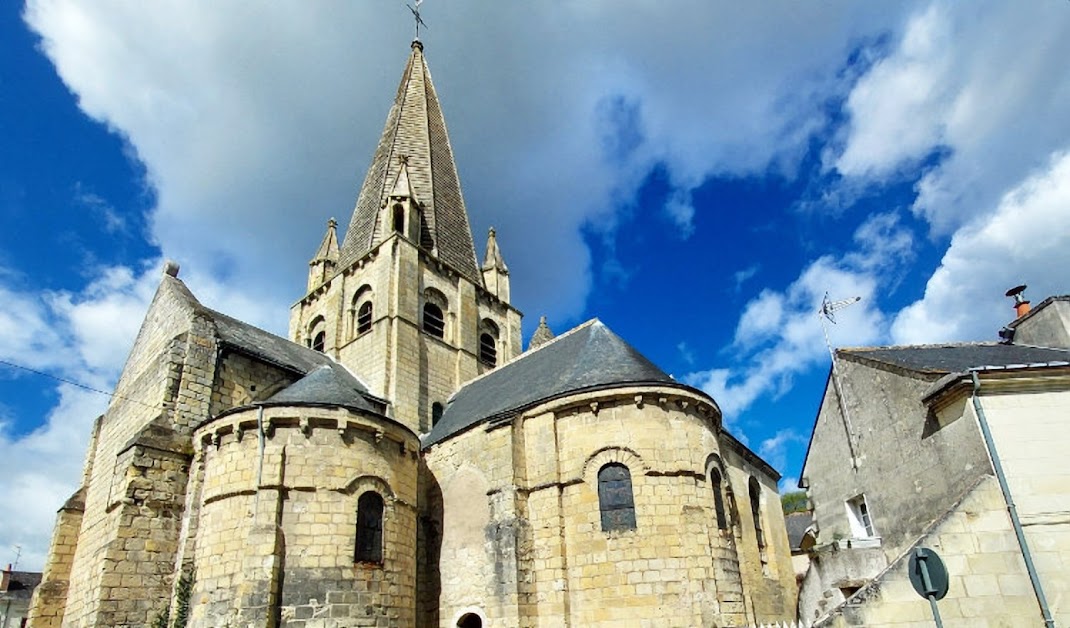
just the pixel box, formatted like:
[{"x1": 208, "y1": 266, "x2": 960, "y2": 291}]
[{"x1": 0, "y1": 358, "x2": 162, "y2": 411}]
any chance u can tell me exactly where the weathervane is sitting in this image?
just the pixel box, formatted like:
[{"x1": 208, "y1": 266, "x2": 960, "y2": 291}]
[{"x1": 407, "y1": 0, "x2": 427, "y2": 40}]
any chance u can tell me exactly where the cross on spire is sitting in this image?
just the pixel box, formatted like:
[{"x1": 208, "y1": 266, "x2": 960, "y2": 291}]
[{"x1": 407, "y1": 0, "x2": 427, "y2": 40}]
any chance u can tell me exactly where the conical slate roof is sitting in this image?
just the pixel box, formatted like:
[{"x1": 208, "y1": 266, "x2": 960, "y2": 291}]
[
  {"x1": 338, "y1": 41, "x2": 481, "y2": 284},
  {"x1": 265, "y1": 364, "x2": 377, "y2": 412},
  {"x1": 424, "y1": 319, "x2": 683, "y2": 446}
]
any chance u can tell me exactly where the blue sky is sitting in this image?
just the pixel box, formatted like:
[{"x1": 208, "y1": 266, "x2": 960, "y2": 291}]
[{"x1": 3, "y1": 1, "x2": 1070, "y2": 570}]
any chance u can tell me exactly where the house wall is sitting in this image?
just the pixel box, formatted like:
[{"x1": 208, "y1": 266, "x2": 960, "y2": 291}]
[
  {"x1": 802, "y1": 358, "x2": 991, "y2": 560},
  {"x1": 1010, "y1": 297, "x2": 1070, "y2": 349},
  {"x1": 811, "y1": 475, "x2": 1045, "y2": 627},
  {"x1": 423, "y1": 385, "x2": 796, "y2": 628},
  {"x1": 963, "y1": 381, "x2": 1070, "y2": 624}
]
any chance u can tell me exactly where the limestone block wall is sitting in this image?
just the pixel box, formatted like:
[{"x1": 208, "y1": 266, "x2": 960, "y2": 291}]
[
  {"x1": 423, "y1": 385, "x2": 795, "y2": 628},
  {"x1": 803, "y1": 359, "x2": 991, "y2": 559},
  {"x1": 962, "y1": 383, "x2": 1070, "y2": 623},
  {"x1": 26, "y1": 495, "x2": 85, "y2": 628},
  {"x1": 809, "y1": 476, "x2": 1049, "y2": 627},
  {"x1": 56, "y1": 280, "x2": 211, "y2": 627},
  {"x1": 209, "y1": 352, "x2": 299, "y2": 417},
  {"x1": 189, "y1": 406, "x2": 420, "y2": 628},
  {"x1": 723, "y1": 441, "x2": 797, "y2": 623}
]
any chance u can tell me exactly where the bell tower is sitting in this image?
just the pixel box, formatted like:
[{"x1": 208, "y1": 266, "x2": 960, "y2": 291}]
[{"x1": 290, "y1": 41, "x2": 522, "y2": 434}]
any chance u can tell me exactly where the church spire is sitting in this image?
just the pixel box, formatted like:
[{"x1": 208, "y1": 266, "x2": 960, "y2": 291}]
[{"x1": 338, "y1": 41, "x2": 481, "y2": 285}]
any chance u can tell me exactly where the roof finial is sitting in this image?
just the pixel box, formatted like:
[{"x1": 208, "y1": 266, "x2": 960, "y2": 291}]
[{"x1": 407, "y1": 0, "x2": 427, "y2": 43}]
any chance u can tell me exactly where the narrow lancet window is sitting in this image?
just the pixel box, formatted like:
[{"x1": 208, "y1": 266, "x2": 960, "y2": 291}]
[
  {"x1": 355, "y1": 491, "x2": 384, "y2": 563},
  {"x1": 749, "y1": 477, "x2": 765, "y2": 549},
  {"x1": 423, "y1": 303, "x2": 445, "y2": 338},
  {"x1": 357, "y1": 301, "x2": 373, "y2": 335},
  {"x1": 711, "y1": 468, "x2": 728, "y2": 530}
]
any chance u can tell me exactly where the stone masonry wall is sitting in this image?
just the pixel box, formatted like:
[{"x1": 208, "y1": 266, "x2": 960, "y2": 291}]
[
  {"x1": 812, "y1": 476, "x2": 1048, "y2": 627},
  {"x1": 190, "y1": 406, "x2": 419, "y2": 628},
  {"x1": 423, "y1": 385, "x2": 795, "y2": 628}
]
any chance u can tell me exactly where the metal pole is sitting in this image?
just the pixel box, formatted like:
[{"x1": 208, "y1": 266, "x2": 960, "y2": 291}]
[
  {"x1": 917, "y1": 554, "x2": 944, "y2": 628},
  {"x1": 970, "y1": 371, "x2": 1056, "y2": 628},
  {"x1": 821, "y1": 315, "x2": 859, "y2": 470}
]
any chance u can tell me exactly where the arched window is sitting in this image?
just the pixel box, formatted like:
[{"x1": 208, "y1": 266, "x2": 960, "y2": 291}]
[
  {"x1": 432, "y1": 402, "x2": 444, "y2": 427},
  {"x1": 423, "y1": 303, "x2": 445, "y2": 338},
  {"x1": 479, "y1": 333, "x2": 497, "y2": 367},
  {"x1": 357, "y1": 301, "x2": 373, "y2": 335},
  {"x1": 479, "y1": 319, "x2": 499, "y2": 367},
  {"x1": 457, "y1": 613, "x2": 482, "y2": 628},
  {"x1": 312, "y1": 330, "x2": 326, "y2": 353},
  {"x1": 392, "y1": 203, "x2": 405, "y2": 233},
  {"x1": 598, "y1": 463, "x2": 636, "y2": 532},
  {"x1": 711, "y1": 468, "x2": 728, "y2": 531},
  {"x1": 749, "y1": 477, "x2": 764, "y2": 549},
  {"x1": 355, "y1": 491, "x2": 384, "y2": 563}
]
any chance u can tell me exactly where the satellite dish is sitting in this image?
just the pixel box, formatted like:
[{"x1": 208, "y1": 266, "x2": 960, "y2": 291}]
[{"x1": 1005, "y1": 284, "x2": 1027, "y2": 298}]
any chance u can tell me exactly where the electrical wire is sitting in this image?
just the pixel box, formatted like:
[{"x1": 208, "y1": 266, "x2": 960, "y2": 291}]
[{"x1": 0, "y1": 357, "x2": 162, "y2": 410}]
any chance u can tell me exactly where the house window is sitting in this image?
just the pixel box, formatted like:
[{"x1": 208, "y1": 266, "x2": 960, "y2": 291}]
[
  {"x1": 423, "y1": 303, "x2": 445, "y2": 338},
  {"x1": 598, "y1": 463, "x2": 636, "y2": 532},
  {"x1": 846, "y1": 494, "x2": 876, "y2": 538},
  {"x1": 357, "y1": 301, "x2": 373, "y2": 335},
  {"x1": 392, "y1": 203, "x2": 405, "y2": 233},
  {"x1": 355, "y1": 491, "x2": 384, "y2": 563},
  {"x1": 711, "y1": 468, "x2": 728, "y2": 530},
  {"x1": 312, "y1": 330, "x2": 326, "y2": 353},
  {"x1": 749, "y1": 477, "x2": 764, "y2": 549}
]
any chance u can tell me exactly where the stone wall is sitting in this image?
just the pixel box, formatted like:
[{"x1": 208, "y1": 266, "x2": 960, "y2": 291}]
[
  {"x1": 423, "y1": 384, "x2": 796, "y2": 627},
  {"x1": 188, "y1": 405, "x2": 420, "y2": 628},
  {"x1": 810, "y1": 476, "x2": 1050, "y2": 627},
  {"x1": 802, "y1": 358, "x2": 991, "y2": 560}
]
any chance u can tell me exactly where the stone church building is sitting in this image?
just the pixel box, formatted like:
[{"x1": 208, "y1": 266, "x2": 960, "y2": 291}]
[{"x1": 28, "y1": 40, "x2": 796, "y2": 628}]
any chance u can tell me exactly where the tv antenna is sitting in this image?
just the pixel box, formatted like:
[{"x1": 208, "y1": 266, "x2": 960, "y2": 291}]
[
  {"x1": 407, "y1": 0, "x2": 427, "y2": 40},
  {"x1": 819, "y1": 293, "x2": 862, "y2": 470}
]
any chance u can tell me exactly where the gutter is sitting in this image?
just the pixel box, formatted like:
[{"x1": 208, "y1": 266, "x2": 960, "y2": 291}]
[{"x1": 969, "y1": 371, "x2": 1056, "y2": 628}]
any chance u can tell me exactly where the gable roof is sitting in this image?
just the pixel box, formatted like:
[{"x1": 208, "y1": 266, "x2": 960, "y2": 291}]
[
  {"x1": 424, "y1": 319, "x2": 680, "y2": 446},
  {"x1": 840, "y1": 343, "x2": 1070, "y2": 376},
  {"x1": 338, "y1": 41, "x2": 481, "y2": 285}
]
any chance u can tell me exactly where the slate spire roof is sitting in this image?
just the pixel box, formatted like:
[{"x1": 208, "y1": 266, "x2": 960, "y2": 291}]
[
  {"x1": 424, "y1": 319, "x2": 689, "y2": 446},
  {"x1": 338, "y1": 41, "x2": 481, "y2": 285},
  {"x1": 310, "y1": 218, "x2": 339, "y2": 264}
]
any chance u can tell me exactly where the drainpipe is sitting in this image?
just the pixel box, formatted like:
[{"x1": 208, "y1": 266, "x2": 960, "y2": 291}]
[
  {"x1": 970, "y1": 371, "x2": 1055, "y2": 628},
  {"x1": 254, "y1": 405, "x2": 266, "y2": 515}
]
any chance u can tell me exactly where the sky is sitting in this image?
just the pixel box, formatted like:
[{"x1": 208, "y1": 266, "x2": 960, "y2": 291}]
[{"x1": 2, "y1": 1, "x2": 1069, "y2": 570}]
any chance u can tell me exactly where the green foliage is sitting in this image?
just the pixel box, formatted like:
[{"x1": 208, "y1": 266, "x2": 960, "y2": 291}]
[
  {"x1": 780, "y1": 490, "x2": 809, "y2": 514},
  {"x1": 173, "y1": 568, "x2": 195, "y2": 628}
]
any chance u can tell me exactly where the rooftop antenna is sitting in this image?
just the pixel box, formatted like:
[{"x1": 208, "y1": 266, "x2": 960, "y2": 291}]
[
  {"x1": 407, "y1": 0, "x2": 427, "y2": 41},
  {"x1": 819, "y1": 293, "x2": 862, "y2": 471}
]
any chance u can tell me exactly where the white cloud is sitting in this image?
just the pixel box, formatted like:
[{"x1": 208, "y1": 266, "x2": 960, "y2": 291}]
[
  {"x1": 891, "y1": 150, "x2": 1070, "y2": 344},
  {"x1": 832, "y1": 1, "x2": 1070, "y2": 235},
  {"x1": 687, "y1": 213, "x2": 912, "y2": 423},
  {"x1": 23, "y1": 1, "x2": 910, "y2": 329},
  {"x1": 759, "y1": 429, "x2": 807, "y2": 475}
]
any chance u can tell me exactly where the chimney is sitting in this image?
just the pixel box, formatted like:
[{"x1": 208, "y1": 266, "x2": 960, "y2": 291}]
[
  {"x1": 1, "y1": 563, "x2": 10, "y2": 592},
  {"x1": 1005, "y1": 284, "x2": 1031, "y2": 319}
]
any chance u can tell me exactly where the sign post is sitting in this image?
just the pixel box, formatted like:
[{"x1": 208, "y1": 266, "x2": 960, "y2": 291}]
[{"x1": 908, "y1": 547, "x2": 949, "y2": 628}]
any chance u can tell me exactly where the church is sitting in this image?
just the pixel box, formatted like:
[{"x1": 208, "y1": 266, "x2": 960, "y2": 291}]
[{"x1": 28, "y1": 39, "x2": 796, "y2": 628}]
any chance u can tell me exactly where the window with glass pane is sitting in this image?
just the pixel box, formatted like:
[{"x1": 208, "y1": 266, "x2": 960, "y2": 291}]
[{"x1": 598, "y1": 463, "x2": 636, "y2": 532}]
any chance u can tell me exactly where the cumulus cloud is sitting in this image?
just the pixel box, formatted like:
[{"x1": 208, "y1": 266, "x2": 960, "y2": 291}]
[
  {"x1": 891, "y1": 151, "x2": 1070, "y2": 344},
  {"x1": 832, "y1": 1, "x2": 1070, "y2": 235},
  {"x1": 23, "y1": 1, "x2": 910, "y2": 329},
  {"x1": 687, "y1": 212, "x2": 913, "y2": 424},
  {"x1": 759, "y1": 429, "x2": 808, "y2": 475}
]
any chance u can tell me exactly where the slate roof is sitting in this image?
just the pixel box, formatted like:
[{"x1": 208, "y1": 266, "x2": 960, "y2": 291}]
[
  {"x1": 338, "y1": 41, "x2": 481, "y2": 285},
  {"x1": 208, "y1": 308, "x2": 335, "y2": 375},
  {"x1": 840, "y1": 343, "x2": 1070, "y2": 375},
  {"x1": 265, "y1": 364, "x2": 377, "y2": 413},
  {"x1": 424, "y1": 320, "x2": 683, "y2": 446},
  {"x1": 784, "y1": 511, "x2": 813, "y2": 552},
  {"x1": 1, "y1": 571, "x2": 42, "y2": 601}
]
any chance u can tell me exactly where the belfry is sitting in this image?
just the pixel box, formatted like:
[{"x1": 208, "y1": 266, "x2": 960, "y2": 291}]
[{"x1": 29, "y1": 38, "x2": 797, "y2": 628}]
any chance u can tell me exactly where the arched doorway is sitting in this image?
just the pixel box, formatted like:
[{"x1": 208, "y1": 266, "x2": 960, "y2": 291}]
[{"x1": 457, "y1": 612, "x2": 482, "y2": 628}]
